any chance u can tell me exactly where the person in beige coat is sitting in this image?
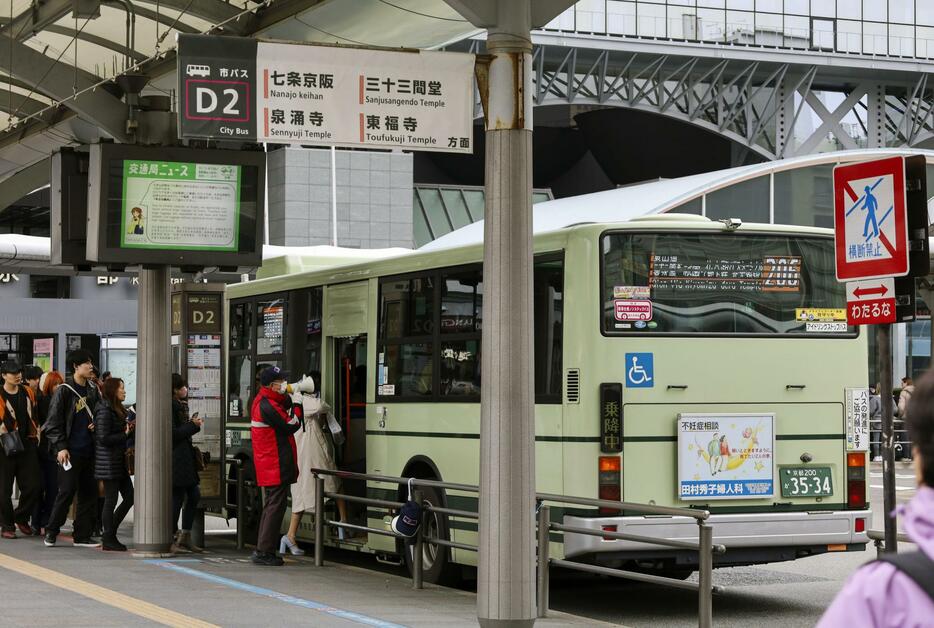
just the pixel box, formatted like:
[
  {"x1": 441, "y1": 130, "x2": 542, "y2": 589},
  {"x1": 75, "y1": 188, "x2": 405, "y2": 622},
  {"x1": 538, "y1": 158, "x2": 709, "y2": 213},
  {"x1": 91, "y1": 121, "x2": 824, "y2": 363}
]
[{"x1": 279, "y1": 379, "x2": 348, "y2": 555}]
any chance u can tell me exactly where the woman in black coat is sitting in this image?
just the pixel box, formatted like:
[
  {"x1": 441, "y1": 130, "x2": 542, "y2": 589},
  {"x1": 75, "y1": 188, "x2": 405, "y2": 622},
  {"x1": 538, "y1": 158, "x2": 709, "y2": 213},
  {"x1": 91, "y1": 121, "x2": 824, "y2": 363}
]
[
  {"x1": 171, "y1": 373, "x2": 203, "y2": 553},
  {"x1": 94, "y1": 377, "x2": 134, "y2": 551}
]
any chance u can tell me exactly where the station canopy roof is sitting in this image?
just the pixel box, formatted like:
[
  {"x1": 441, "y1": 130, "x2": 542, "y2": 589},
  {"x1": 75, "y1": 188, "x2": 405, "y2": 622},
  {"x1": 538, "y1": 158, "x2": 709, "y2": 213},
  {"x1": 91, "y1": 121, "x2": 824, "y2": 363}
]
[{"x1": 0, "y1": 0, "x2": 479, "y2": 188}]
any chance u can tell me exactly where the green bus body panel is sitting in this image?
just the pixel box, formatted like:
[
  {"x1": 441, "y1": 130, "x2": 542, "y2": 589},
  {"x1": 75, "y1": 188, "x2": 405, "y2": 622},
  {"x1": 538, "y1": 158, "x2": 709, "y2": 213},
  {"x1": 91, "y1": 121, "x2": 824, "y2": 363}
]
[
  {"x1": 326, "y1": 281, "x2": 369, "y2": 338},
  {"x1": 224, "y1": 218, "x2": 868, "y2": 564}
]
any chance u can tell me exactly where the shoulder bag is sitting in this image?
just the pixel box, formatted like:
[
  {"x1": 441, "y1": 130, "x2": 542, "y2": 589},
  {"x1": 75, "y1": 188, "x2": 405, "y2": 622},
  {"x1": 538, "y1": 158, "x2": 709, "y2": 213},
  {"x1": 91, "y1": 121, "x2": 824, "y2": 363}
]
[{"x1": 1, "y1": 401, "x2": 25, "y2": 457}]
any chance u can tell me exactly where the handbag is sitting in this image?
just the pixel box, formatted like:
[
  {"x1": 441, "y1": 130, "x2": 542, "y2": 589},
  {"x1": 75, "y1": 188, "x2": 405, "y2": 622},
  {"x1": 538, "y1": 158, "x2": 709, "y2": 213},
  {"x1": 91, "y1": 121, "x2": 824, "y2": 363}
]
[
  {"x1": 125, "y1": 447, "x2": 135, "y2": 476},
  {"x1": 0, "y1": 429, "x2": 24, "y2": 457},
  {"x1": 193, "y1": 445, "x2": 206, "y2": 472},
  {"x1": 2, "y1": 400, "x2": 26, "y2": 457}
]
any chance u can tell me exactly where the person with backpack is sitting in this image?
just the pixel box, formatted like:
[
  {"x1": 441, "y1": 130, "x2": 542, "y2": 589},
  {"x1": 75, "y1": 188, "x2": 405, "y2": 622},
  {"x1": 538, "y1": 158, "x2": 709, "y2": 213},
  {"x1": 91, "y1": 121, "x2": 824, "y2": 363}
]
[
  {"x1": 818, "y1": 369, "x2": 934, "y2": 626},
  {"x1": 0, "y1": 361, "x2": 41, "y2": 538},
  {"x1": 41, "y1": 349, "x2": 102, "y2": 548}
]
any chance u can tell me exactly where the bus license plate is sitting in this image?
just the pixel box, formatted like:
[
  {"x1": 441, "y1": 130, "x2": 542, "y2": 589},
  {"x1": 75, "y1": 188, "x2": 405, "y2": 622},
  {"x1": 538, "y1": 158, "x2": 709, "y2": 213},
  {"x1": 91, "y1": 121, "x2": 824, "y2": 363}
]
[{"x1": 780, "y1": 466, "x2": 832, "y2": 497}]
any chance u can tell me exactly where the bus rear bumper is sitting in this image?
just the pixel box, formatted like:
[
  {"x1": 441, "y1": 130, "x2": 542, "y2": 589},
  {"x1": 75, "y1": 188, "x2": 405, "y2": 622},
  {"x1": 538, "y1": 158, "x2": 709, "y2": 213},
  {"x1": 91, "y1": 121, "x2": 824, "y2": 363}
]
[{"x1": 562, "y1": 509, "x2": 871, "y2": 560}]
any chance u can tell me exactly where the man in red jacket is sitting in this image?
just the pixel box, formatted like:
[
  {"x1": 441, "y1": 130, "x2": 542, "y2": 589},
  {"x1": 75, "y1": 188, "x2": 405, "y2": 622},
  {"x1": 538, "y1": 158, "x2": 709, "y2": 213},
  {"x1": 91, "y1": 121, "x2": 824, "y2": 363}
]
[{"x1": 250, "y1": 366, "x2": 307, "y2": 566}]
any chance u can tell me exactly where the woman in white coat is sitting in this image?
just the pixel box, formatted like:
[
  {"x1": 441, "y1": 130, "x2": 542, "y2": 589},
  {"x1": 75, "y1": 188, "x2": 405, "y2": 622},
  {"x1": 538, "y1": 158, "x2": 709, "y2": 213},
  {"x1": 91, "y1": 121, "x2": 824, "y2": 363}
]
[{"x1": 279, "y1": 378, "x2": 348, "y2": 555}]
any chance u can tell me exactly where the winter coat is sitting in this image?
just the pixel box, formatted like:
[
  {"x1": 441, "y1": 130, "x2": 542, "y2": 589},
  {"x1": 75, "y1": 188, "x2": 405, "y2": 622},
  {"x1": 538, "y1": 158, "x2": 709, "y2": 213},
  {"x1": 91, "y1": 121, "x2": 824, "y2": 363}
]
[
  {"x1": 817, "y1": 486, "x2": 934, "y2": 627},
  {"x1": 290, "y1": 393, "x2": 339, "y2": 513},
  {"x1": 171, "y1": 398, "x2": 200, "y2": 488},
  {"x1": 42, "y1": 377, "x2": 100, "y2": 454},
  {"x1": 93, "y1": 401, "x2": 128, "y2": 480},
  {"x1": 898, "y1": 385, "x2": 915, "y2": 417},
  {"x1": 250, "y1": 386, "x2": 300, "y2": 487},
  {"x1": 37, "y1": 392, "x2": 52, "y2": 427}
]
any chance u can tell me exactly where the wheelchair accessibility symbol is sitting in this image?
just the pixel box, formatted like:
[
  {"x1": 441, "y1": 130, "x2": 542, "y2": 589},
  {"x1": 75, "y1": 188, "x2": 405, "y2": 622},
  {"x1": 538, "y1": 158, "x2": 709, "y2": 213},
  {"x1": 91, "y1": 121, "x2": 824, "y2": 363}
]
[{"x1": 625, "y1": 353, "x2": 654, "y2": 388}]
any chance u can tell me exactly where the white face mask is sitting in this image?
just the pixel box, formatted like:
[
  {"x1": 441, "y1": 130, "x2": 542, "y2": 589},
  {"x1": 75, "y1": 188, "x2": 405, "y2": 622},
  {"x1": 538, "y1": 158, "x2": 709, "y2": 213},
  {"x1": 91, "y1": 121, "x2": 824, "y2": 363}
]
[{"x1": 277, "y1": 382, "x2": 289, "y2": 394}]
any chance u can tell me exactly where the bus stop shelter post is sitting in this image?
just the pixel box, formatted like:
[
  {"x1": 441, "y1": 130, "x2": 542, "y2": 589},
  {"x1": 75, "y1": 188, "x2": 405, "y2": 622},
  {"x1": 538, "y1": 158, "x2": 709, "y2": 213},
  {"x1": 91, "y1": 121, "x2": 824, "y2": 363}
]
[
  {"x1": 133, "y1": 266, "x2": 174, "y2": 555},
  {"x1": 697, "y1": 521, "x2": 713, "y2": 628},
  {"x1": 879, "y1": 323, "x2": 898, "y2": 553}
]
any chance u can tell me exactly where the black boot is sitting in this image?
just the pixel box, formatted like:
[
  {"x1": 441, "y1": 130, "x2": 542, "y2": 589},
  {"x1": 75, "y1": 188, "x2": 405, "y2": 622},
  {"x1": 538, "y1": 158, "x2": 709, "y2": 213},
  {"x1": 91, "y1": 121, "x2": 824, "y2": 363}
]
[{"x1": 102, "y1": 536, "x2": 127, "y2": 552}]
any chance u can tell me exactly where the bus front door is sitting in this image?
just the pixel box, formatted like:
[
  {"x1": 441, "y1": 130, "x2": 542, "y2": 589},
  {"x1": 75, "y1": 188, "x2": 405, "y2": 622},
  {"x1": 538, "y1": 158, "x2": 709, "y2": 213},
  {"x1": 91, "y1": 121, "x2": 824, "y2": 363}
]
[{"x1": 332, "y1": 335, "x2": 367, "y2": 527}]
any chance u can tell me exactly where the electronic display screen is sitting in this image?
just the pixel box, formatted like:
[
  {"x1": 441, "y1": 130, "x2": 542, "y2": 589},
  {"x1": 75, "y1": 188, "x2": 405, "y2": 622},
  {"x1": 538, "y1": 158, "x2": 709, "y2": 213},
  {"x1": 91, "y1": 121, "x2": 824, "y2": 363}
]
[{"x1": 87, "y1": 144, "x2": 264, "y2": 268}]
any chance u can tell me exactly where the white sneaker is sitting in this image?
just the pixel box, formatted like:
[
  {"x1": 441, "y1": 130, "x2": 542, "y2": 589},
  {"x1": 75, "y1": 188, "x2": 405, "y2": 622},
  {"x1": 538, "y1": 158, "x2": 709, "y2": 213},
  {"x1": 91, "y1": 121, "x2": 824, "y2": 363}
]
[{"x1": 872, "y1": 456, "x2": 882, "y2": 462}]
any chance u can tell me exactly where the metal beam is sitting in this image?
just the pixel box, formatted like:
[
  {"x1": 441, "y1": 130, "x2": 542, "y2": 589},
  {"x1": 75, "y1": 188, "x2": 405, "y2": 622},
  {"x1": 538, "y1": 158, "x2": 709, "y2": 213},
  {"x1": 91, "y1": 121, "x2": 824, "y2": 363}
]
[
  {"x1": 0, "y1": 91, "x2": 52, "y2": 117},
  {"x1": 134, "y1": 0, "x2": 249, "y2": 33},
  {"x1": 40, "y1": 24, "x2": 147, "y2": 62},
  {"x1": 0, "y1": 0, "x2": 72, "y2": 41},
  {"x1": 0, "y1": 34, "x2": 128, "y2": 140},
  {"x1": 0, "y1": 159, "x2": 50, "y2": 213}
]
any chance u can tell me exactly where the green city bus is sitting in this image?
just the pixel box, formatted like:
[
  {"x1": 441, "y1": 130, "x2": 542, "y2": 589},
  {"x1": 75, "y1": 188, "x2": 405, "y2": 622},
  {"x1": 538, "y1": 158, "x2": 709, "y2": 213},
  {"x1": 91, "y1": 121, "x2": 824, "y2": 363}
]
[{"x1": 223, "y1": 214, "x2": 870, "y2": 583}]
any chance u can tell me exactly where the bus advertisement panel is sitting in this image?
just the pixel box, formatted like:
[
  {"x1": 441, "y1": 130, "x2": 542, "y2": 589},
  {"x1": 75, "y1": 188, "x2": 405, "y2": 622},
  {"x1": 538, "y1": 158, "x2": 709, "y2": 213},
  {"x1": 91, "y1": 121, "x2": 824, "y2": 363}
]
[{"x1": 677, "y1": 413, "x2": 775, "y2": 500}]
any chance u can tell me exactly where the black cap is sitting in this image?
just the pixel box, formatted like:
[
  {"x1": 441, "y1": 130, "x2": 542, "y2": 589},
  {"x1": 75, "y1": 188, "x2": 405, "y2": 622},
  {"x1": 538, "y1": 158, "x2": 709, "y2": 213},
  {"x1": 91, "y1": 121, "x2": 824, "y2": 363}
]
[
  {"x1": 0, "y1": 360, "x2": 22, "y2": 375},
  {"x1": 259, "y1": 366, "x2": 288, "y2": 386}
]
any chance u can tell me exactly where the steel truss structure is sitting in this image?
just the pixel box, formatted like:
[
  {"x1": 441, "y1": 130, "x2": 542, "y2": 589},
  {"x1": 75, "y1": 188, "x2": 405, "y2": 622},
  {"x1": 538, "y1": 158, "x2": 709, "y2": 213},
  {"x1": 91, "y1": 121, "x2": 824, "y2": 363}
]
[{"x1": 464, "y1": 40, "x2": 934, "y2": 159}]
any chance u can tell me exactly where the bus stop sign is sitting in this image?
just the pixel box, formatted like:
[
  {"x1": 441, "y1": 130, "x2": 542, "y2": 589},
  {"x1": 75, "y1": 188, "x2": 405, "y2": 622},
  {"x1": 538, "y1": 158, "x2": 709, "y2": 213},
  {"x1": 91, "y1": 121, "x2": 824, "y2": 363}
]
[{"x1": 833, "y1": 156, "x2": 909, "y2": 282}]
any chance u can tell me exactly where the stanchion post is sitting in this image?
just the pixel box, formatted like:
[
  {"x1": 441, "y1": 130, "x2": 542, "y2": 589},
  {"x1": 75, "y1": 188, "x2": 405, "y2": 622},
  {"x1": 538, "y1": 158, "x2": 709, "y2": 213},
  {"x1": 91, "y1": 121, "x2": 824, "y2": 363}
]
[
  {"x1": 697, "y1": 522, "x2": 713, "y2": 628},
  {"x1": 314, "y1": 475, "x2": 325, "y2": 567},
  {"x1": 536, "y1": 505, "x2": 550, "y2": 618},
  {"x1": 235, "y1": 460, "x2": 244, "y2": 550},
  {"x1": 879, "y1": 323, "x2": 898, "y2": 553},
  {"x1": 413, "y1": 489, "x2": 424, "y2": 590}
]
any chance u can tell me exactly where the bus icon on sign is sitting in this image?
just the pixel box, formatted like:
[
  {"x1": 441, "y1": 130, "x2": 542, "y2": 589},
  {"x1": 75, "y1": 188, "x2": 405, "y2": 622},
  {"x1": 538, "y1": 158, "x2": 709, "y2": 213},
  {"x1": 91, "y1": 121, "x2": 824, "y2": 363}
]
[{"x1": 186, "y1": 64, "x2": 210, "y2": 78}]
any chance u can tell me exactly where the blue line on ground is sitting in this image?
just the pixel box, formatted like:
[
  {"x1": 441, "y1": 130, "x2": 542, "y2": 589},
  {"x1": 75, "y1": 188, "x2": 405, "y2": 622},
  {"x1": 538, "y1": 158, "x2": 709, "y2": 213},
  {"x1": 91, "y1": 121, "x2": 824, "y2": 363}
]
[{"x1": 146, "y1": 560, "x2": 408, "y2": 628}]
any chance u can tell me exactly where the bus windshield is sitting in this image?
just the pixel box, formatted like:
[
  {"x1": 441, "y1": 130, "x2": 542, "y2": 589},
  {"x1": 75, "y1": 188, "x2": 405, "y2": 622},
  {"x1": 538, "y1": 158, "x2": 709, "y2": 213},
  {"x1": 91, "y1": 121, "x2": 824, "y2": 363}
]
[{"x1": 602, "y1": 231, "x2": 855, "y2": 336}]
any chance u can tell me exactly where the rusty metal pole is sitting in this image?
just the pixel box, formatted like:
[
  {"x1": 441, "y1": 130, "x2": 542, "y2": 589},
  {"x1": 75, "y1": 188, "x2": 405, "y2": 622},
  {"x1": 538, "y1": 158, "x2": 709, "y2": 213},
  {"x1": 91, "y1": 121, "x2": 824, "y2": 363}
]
[{"x1": 476, "y1": 3, "x2": 536, "y2": 626}]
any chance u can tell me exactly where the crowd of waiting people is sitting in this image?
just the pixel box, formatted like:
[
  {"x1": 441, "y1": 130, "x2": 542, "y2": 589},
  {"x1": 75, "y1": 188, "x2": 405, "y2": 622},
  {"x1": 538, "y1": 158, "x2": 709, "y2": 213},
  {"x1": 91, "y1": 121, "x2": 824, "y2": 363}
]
[{"x1": 0, "y1": 349, "x2": 204, "y2": 553}]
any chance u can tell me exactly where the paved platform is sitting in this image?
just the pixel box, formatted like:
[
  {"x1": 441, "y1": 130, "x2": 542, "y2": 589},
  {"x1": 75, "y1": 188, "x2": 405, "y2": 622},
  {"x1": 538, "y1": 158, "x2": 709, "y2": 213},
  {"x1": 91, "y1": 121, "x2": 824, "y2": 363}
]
[{"x1": 0, "y1": 529, "x2": 605, "y2": 627}]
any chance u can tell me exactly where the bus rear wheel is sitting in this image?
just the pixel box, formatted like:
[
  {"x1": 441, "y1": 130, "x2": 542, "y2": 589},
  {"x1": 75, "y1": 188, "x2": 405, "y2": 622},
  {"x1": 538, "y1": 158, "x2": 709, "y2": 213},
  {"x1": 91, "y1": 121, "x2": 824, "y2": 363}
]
[{"x1": 401, "y1": 485, "x2": 459, "y2": 586}]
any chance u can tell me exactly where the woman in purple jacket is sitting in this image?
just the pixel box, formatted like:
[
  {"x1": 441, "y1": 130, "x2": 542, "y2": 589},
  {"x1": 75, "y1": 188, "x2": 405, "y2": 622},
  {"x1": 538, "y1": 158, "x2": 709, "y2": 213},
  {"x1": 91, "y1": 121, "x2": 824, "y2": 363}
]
[{"x1": 818, "y1": 370, "x2": 934, "y2": 627}]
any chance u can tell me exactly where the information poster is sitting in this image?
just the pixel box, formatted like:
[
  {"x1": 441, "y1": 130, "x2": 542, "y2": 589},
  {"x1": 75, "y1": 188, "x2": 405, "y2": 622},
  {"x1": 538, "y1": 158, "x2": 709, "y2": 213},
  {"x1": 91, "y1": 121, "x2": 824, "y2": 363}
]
[
  {"x1": 187, "y1": 334, "x2": 222, "y2": 459},
  {"x1": 121, "y1": 159, "x2": 241, "y2": 251},
  {"x1": 845, "y1": 388, "x2": 870, "y2": 452},
  {"x1": 677, "y1": 413, "x2": 774, "y2": 500},
  {"x1": 32, "y1": 338, "x2": 53, "y2": 372}
]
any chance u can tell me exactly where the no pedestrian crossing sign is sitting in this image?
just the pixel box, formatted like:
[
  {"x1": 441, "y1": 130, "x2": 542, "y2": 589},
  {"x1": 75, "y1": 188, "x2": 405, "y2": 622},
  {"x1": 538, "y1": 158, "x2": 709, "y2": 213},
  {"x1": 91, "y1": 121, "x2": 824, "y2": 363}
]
[{"x1": 833, "y1": 156, "x2": 909, "y2": 282}]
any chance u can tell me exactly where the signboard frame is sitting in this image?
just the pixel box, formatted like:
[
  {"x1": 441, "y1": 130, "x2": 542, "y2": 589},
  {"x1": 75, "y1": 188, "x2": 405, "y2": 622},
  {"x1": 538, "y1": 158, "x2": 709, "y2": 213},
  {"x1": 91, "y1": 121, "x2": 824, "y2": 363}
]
[
  {"x1": 176, "y1": 34, "x2": 475, "y2": 153},
  {"x1": 833, "y1": 156, "x2": 910, "y2": 282},
  {"x1": 172, "y1": 283, "x2": 226, "y2": 507},
  {"x1": 85, "y1": 143, "x2": 265, "y2": 269}
]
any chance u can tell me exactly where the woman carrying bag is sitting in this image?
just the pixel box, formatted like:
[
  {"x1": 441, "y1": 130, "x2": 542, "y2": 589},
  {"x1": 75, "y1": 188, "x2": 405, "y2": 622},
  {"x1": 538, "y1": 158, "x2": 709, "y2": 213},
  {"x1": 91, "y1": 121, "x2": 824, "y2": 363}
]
[{"x1": 93, "y1": 378, "x2": 134, "y2": 551}]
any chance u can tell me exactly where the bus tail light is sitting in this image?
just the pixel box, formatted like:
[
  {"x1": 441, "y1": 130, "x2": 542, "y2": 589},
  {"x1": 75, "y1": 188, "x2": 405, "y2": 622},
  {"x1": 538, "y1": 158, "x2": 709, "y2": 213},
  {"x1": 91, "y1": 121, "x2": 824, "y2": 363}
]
[
  {"x1": 846, "y1": 452, "x2": 867, "y2": 509},
  {"x1": 598, "y1": 456, "x2": 621, "y2": 515}
]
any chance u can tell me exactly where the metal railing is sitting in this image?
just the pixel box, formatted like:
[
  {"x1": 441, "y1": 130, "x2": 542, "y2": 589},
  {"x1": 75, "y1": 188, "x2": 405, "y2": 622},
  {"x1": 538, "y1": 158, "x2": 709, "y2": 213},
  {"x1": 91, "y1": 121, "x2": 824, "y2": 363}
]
[
  {"x1": 867, "y1": 529, "x2": 913, "y2": 558},
  {"x1": 310, "y1": 468, "x2": 725, "y2": 628},
  {"x1": 868, "y1": 420, "x2": 914, "y2": 455}
]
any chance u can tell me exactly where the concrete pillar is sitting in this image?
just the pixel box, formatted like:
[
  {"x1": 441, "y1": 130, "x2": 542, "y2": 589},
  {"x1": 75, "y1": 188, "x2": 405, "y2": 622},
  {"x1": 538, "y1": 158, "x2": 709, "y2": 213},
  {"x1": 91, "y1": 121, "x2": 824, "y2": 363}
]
[
  {"x1": 477, "y1": 3, "x2": 536, "y2": 626},
  {"x1": 133, "y1": 267, "x2": 173, "y2": 555}
]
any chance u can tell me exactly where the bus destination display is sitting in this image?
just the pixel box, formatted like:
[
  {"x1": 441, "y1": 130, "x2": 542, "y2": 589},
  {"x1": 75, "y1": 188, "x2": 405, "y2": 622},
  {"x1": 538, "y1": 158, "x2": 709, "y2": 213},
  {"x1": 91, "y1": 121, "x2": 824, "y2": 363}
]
[
  {"x1": 649, "y1": 255, "x2": 801, "y2": 293},
  {"x1": 121, "y1": 160, "x2": 241, "y2": 252}
]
